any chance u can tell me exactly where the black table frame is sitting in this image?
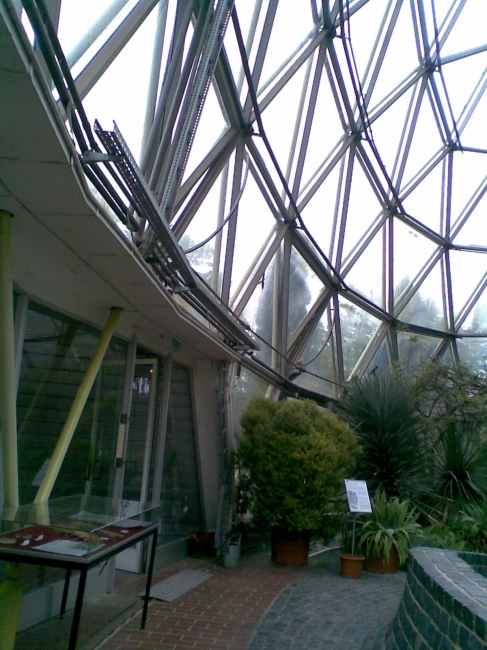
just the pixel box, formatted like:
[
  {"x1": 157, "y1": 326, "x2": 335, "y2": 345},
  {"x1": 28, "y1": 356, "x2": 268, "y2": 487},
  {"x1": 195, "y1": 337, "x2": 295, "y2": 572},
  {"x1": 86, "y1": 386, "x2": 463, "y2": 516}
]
[{"x1": 0, "y1": 524, "x2": 158, "y2": 649}]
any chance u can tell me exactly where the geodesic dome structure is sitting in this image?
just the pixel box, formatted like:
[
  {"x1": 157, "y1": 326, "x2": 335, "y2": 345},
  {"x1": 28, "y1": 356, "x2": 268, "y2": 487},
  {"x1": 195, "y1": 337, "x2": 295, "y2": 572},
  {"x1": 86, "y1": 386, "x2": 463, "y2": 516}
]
[{"x1": 9, "y1": 0, "x2": 487, "y2": 401}]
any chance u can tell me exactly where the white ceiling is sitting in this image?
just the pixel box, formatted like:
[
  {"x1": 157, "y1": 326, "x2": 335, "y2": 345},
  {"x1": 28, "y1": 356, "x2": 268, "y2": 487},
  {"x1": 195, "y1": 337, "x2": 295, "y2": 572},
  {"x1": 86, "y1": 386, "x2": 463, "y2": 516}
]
[{"x1": 0, "y1": 7, "x2": 236, "y2": 362}]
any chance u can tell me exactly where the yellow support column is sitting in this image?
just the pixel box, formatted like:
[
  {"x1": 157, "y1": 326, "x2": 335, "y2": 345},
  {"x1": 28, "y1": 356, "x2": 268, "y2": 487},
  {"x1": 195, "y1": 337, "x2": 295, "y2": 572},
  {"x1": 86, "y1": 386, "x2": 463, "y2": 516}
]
[
  {"x1": 35, "y1": 307, "x2": 123, "y2": 503},
  {"x1": 0, "y1": 210, "x2": 19, "y2": 509}
]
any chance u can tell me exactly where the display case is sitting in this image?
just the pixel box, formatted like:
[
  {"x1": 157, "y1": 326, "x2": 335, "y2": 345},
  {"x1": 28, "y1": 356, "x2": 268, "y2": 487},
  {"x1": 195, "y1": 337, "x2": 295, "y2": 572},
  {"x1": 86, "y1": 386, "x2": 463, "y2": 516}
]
[
  {"x1": 0, "y1": 495, "x2": 161, "y2": 650},
  {"x1": 0, "y1": 494, "x2": 160, "y2": 559}
]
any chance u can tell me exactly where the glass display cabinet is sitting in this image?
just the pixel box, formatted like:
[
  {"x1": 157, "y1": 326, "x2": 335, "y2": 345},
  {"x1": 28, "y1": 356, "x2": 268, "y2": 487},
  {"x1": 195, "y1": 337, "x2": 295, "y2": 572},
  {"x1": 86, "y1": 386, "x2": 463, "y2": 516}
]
[{"x1": 0, "y1": 495, "x2": 160, "y2": 649}]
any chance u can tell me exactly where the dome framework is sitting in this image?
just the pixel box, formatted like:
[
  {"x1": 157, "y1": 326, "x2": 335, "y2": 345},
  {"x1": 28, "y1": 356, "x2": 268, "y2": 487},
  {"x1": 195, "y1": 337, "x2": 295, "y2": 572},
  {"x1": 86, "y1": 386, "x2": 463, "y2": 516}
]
[{"x1": 14, "y1": 0, "x2": 487, "y2": 400}]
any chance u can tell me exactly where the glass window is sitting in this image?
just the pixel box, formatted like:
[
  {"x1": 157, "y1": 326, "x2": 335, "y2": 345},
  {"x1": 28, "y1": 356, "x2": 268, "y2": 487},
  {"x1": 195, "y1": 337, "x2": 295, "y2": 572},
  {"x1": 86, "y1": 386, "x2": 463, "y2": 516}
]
[{"x1": 16, "y1": 303, "x2": 127, "y2": 505}]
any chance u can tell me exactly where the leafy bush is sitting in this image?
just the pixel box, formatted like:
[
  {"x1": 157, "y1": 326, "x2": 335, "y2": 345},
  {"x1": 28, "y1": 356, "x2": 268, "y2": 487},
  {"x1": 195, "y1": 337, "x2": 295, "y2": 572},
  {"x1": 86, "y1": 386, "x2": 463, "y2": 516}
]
[
  {"x1": 417, "y1": 525, "x2": 466, "y2": 551},
  {"x1": 237, "y1": 398, "x2": 358, "y2": 541},
  {"x1": 412, "y1": 361, "x2": 487, "y2": 433}
]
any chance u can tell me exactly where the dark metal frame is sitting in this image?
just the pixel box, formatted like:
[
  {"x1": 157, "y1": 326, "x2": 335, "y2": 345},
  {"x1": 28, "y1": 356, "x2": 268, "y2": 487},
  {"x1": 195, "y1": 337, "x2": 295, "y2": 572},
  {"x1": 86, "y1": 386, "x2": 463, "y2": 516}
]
[{"x1": 0, "y1": 524, "x2": 158, "y2": 650}]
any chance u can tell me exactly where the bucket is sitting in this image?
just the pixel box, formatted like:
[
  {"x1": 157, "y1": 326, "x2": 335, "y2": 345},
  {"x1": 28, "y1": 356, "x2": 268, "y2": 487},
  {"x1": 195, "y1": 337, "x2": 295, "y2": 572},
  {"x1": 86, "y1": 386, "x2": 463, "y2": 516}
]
[{"x1": 223, "y1": 534, "x2": 241, "y2": 569}]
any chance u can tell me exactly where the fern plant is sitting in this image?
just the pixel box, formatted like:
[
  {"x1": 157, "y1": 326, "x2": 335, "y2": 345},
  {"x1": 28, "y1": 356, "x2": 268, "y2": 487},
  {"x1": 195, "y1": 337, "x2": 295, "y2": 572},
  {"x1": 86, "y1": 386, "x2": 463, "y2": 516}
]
[{"x1": 459, "y1": 502, "x2": 487, "y2": 552}]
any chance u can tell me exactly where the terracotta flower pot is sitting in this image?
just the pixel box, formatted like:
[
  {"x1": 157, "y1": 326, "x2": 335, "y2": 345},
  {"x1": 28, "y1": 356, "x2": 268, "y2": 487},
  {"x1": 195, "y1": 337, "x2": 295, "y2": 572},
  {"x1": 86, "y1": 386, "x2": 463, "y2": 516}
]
[
  {"x1": 271, "y1": 527, "x2": 309, "y2": 566},
  {"x1": 364, "y1": 544, "x2": 400, "y2": 574},
  {"x1": 339, "y1": 553, "x2": 365, "y2": 579}
]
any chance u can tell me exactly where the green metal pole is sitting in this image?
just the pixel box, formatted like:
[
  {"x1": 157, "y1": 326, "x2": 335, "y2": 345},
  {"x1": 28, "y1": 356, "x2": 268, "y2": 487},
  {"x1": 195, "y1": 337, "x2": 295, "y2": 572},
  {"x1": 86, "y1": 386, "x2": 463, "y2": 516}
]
[
  {"x1": 0, "y1": 210, "x2": 19, "y2": 509},
  {"x1": 0, "y1": 563, "x2": 22, "y2": 650},
  {"x1": 34, "y1": 307, "x2": 123, "y2": 503}
]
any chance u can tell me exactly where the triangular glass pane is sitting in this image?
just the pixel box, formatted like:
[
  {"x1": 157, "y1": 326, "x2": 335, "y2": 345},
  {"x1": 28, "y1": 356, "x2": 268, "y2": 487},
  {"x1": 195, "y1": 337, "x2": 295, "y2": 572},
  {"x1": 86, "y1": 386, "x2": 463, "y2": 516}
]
[
  {"x1": 400, "y1": 90, "x2": 445, "y2": 190},
  {"x1": 178, "y1": 167, "x2": 226, "y2": 257},
  {"x1": 292, "y1": 311, "x2": 336, "y2": 398},
  {"x1": 299, "y1": 60, "x2": 346, "y2": 194},
  {"x1": 458, "y1": 283, "x2": 487, "y2": 334},
  {"x1": 58, "y1": 0, "x2": 133, "y2": 63},
  {"x1": 241, "y1": 258, "x2": 276, "y2": 367},
  {"x1": 343, "y1": 228, "x2": 384, "y2": 310},
  {"x1": 457, "y1": 88, "x2": 487, "y2": 153},
  {"x1": 82, "y1": 4, "x2": 160, "y2": 162},
  {"x1": 231, "y1": 170, "x2": 280, "y2": 296},
  {"x1": 400, "y1": 260, "x2": 447, "y2": 331},
  {"x1": 440, "y1": 3, "x2": 487, "y2": 59},
  {"x1": 397, "y1": 332, "x2": 443, "y2": 373},
  {"x1": 368, "y1": 84, "x2": 416, "y2": 175},
  {"x1": 451, "y1": 179, "x2": 487, "y2": 247},
  {"x1": 401, "y1": 159, "x2": 444, "y2": 235},
  {"x1": 441, "y1": 51, "x2": 487, "y2": 127},
  {"x1": 258, "y1": 0, "x2": 314, "y2": 93},
  {"x1": 259, "y1": 61, "x2": 310, "y2": 177},
  {"x1": 338, "y1": 297, "x2": 383, "y2": 378},
  {"x1": 364, "y1": 3, "x2": 418, "y2": 110},
  {"x1": 344, "y1": 0, "x2": 390, "y2": 83},
  {"x1": 341, "y1": 155, "x2": 386, "y2": 262},
  {"x1": 450, "y1": 152, "x2": 487, "y2": 231},
  {"x1": 449, "y1": 250, "x2": 487, "y2": 321},
  {"x1": 233, "y1": 366, "x2": 272, "y2": 427},
  {"x1": 299, "y1": 162, "x2": 342, "y2": 259},
  {"x1": 457, "y1": 338, "x2": 487, "y2": 375},
  {"x1": 368, "y1": 337, "x2": 390, "y2": 373},
  {"x1": 393, "y1": 220, "x2": 438, "y2": 298},
  {"x1": 182, "y1": 84, "x2": 228, "y2": 182},
  {"x1": 287, "y1": 249, "x2": 325, "y2": 340}
]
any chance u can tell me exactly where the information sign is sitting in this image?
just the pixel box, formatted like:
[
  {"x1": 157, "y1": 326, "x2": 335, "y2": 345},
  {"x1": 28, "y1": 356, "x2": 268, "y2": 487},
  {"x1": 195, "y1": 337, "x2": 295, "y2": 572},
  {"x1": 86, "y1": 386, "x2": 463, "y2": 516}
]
[{"x1": 344, "y1": 479, "x2": 372, "y2": 514}]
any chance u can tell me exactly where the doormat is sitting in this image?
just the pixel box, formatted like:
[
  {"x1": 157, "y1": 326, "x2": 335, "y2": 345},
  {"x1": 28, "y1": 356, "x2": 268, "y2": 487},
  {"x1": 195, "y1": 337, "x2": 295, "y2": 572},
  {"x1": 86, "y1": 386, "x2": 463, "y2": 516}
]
[{"x1": 140, "y1": 569, "x2": 213, "y2": 602}]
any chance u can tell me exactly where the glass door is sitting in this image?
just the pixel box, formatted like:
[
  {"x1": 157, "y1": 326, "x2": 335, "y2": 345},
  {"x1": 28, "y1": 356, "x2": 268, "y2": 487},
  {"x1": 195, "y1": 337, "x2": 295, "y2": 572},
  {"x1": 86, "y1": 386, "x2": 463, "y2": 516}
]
[{"x1": 116, "y1": 358, "x2": 159, "y2": 572}]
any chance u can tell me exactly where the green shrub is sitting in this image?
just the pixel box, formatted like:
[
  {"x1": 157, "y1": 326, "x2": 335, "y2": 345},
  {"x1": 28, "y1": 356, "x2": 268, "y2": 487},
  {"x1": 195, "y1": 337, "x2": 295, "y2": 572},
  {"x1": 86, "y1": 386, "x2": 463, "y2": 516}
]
[
  {"x1": 237, "y1": 398, "x2": 358, "y2": 541},
  {"x1": 418, "y1": 525, "x2": 466, "y2": 551}
]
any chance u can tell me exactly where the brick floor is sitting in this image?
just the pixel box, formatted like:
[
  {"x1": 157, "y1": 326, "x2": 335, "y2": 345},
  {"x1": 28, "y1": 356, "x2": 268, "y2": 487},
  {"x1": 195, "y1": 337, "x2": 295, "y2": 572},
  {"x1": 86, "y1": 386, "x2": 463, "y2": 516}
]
[
  {"x1": 14, "y1": 549, "x2": 406, "y2": 650},
  {"x1": 95, "y1": 555, "x2": 304, "y2": 650}
]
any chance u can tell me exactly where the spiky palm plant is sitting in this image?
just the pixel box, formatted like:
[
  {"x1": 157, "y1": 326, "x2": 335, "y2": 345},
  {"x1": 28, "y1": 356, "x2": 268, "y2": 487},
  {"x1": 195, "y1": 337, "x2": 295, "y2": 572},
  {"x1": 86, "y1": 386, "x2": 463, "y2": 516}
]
[
  {"x1": 428, "y1": 421, "x2": 487, "y2": 521},
  {"x1": 336, "y1": 370, "x2": 426, "y2": 501}
]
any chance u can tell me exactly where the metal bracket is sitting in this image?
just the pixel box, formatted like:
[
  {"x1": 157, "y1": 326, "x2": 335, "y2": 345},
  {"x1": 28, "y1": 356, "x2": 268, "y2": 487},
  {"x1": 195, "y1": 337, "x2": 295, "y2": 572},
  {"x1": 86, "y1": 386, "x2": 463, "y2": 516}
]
[{"x1": 81, "y1": 151, "x2": 126, "y2": 164}]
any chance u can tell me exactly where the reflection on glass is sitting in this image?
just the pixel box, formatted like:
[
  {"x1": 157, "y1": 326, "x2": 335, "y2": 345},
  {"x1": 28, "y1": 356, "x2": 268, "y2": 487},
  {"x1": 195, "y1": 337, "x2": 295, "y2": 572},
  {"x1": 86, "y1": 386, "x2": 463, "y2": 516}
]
[{"x1": 17, "y1": 302, "x2": 127, "y2": 505}]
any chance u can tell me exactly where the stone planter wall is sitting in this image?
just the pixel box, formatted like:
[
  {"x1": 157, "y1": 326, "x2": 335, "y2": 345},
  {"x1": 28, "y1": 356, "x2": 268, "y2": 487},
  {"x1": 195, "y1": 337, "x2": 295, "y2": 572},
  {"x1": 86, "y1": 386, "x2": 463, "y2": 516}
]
[{"x1": 384, "y1": 547, "x2": 487, "y2": 649}]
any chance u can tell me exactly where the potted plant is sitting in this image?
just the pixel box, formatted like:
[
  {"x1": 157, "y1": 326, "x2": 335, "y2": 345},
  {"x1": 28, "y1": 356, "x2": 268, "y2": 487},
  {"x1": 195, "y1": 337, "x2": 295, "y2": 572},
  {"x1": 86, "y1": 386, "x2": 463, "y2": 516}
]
[
  {"x1": 339, "y1": 518, "x2": 366, "y2": 579},
  {"x1": 355, "y1": 491, "x2": 422, "y2": 573},
  {"x1": 237, "y1": 398, "x2": 358, "y2": 565}
]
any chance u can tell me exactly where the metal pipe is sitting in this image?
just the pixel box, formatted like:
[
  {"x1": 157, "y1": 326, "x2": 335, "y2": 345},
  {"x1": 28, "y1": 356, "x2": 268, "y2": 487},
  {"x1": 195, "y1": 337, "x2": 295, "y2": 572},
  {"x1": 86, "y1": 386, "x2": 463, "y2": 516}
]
[
  {"x1": 0, "y1": 211, "x2": 19, "y2": 509},
  {"x1": 34, "y1": 307, "x2": 123, "y2": 503}
]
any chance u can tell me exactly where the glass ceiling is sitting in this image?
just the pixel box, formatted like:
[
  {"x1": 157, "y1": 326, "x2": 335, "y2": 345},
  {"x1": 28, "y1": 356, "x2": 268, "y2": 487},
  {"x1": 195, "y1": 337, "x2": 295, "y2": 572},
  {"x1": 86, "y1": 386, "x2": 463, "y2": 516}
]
[{"x1": 16, "y1": 0, "x2": 487, "y2": 399}]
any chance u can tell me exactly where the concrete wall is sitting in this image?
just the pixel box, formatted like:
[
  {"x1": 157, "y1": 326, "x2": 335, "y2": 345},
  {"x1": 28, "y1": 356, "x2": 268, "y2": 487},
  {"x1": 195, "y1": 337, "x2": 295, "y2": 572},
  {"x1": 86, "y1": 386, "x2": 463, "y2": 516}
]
[
  {"x1": 17, "y1": 565, "x2": 110, "y2": 632},
  {"x1": 384, "y1": 547, "x2": 487, "y2": 650}
]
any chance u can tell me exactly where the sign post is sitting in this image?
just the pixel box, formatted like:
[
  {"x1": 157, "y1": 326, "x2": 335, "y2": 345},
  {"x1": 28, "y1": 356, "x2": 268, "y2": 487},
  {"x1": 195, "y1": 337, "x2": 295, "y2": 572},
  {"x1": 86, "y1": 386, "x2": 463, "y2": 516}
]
[{"x1": 344, "y1": 479, "x2": 372, "y2": 558}]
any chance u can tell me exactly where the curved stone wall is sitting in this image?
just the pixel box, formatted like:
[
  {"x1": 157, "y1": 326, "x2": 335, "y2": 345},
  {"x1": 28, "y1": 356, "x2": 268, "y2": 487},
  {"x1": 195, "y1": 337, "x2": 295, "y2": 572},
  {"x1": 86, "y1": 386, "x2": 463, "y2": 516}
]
[{"x1": 384, "y1": 547, "x2": 487, "y2": 649}]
